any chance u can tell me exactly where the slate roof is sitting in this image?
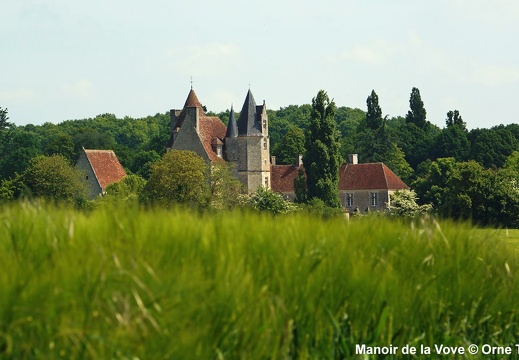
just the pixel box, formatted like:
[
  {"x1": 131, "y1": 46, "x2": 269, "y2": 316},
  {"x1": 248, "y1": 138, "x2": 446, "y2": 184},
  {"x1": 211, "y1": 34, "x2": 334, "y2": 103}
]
[
  {"x1": 225, "y1": 105, "x2": 238, "y2": 138},
  {"x1": 237, "y1": 89, "x2": 262, "y2": 136},
  {"x1": 84, "y1": 149, "x2": 127, "y2": 190},
  {"x1": 271, "y1": 162, "x2": 409, "y2": 193},
  {"x1": 338, "y1": 163, "x2": 409, "y2": 190}
]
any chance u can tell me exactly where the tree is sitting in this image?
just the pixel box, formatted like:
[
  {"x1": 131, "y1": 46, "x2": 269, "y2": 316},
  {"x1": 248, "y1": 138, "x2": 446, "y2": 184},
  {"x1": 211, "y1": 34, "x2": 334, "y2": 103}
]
[
  {"x1": 429, "y1": 125, "x2": 469, "y2": 162},
  {"x1": 504, "y1": 151, "x2": 519, "y2": 172},
  {"x1": 0, "y1": 107, "x2": 13, "y2": 130},
  {"x1": 366, "y1": 90, "x2": 383, "y2": 130},
  {"x1": 142, "y1": 150, "x2": 209, "y2": 208},
  {"x1": 209, "y1": 162, "x2": 243, "y2": 210},
  {"x1": 44, "y1": 133, "x2": 75, "y2": 163},
  {"x1": 130, "y1": 150, "x2": 161, "y2": 179},
  {"x1": 469, "y1": 126, "x2": 518, "y2": 169},
  {"x1": 446, "y1": 110, "x2": 466, "y2": 130},
  {"x1": 0, "y1": 128, "x2": 43, "y2": 180},
  {"x1": 247, "y1": 186, "x2": 296, "y2": 215},
  {"x1": 104, "y1": 174, "x2": 147, "y2": 205},
  {"x1": 22, "y1": 155, "x2": 86, "y2": 201},
  {"x1": 387, "y1": 189, "x2": 432, "y2": 217},
  {"x1": 405, "y1": 87, "x2": 427, "y2": 129},
  {"x1": 272, "y1": 125, "x2": 305, "y2": 164},
  {"x1": 302, "y1": 90, "x2": 342, "y2": 208},
  {"x1": 294, "y1": 168, "x2": 308, "y2": 203}
]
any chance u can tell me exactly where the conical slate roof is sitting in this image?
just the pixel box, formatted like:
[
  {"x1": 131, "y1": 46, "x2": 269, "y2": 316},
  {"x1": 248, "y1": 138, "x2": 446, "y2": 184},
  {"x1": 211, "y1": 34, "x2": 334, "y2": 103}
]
[
  {"x1": 225, "y1": 105, "x2": 238, "y2": 138},
  {"x1": 237, "y1": 89, "x2": 262, "y2": 136}
]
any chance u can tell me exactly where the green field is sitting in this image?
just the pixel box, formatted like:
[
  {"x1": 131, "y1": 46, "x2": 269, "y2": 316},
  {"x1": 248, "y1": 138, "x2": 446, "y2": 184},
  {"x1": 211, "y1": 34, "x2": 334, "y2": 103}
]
[{"x1": 2, "y1": 202, "x2": 519, "y2": 359}]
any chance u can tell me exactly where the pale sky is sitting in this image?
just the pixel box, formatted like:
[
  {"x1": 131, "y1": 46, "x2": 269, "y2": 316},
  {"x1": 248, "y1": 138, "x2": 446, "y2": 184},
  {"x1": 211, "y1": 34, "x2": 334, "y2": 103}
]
[{"x1": 3, "y1": 0, "x2": 519, "y2": 130}]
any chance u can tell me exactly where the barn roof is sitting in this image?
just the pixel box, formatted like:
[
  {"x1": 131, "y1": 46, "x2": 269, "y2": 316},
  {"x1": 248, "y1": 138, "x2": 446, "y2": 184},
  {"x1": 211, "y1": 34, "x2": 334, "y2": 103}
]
[{"x1": 83, "y1": 149, "x2": 127, "y2": 190}]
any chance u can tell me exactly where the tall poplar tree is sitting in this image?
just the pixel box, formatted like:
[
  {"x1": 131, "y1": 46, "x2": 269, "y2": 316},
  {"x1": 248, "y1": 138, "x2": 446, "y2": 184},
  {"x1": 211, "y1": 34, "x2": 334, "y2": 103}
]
[
  {"x1": 366, "y1": 90, "x2": 383, "y2": 130},
  {"x1": 302, "y1": 90, "x2": 342, "y2": 208},
  {"x1": 0, "y1": 107, "x2": 12, "y2": 131},
  {"x1": 405, "y1": 87, "x2": 427, "y2": 129}
]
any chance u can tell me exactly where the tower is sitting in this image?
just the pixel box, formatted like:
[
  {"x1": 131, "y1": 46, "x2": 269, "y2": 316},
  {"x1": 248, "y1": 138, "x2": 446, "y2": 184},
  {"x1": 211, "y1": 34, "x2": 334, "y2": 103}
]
[{"x1": 232, "y1": 89, "x2": 270, "y2": 192}]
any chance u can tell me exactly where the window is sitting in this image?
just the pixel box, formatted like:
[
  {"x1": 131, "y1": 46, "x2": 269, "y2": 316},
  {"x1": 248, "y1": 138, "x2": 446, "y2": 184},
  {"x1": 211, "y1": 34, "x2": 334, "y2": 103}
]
[
  {"x1": 370, "y1": 192, "x2": 378, "y2": 207},
  {"x1": 263, "y1": 138, "x2": 267, "y2": 150},
  {"x1": 216, "y1": 145, "x2": 222, "y2": 157},
  {"x1": 346, "y1": 193, "x2": 354, "y2": 207},
  {"x1": 264, "y1": 177, "x2": 269, "y2": 187}
]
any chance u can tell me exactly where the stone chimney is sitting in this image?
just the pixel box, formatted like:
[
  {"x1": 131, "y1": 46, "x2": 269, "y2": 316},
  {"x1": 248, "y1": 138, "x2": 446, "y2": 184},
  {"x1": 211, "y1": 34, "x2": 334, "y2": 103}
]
[
  {"x1": 348, "y1": 154, "x2": 358, "y2": 165},
  {"x1": 271, "y1": 156, "x2": 276, "y2": 165},
  {"x1": 295, "y1": 154, "x2": 303, "y2": 167}
]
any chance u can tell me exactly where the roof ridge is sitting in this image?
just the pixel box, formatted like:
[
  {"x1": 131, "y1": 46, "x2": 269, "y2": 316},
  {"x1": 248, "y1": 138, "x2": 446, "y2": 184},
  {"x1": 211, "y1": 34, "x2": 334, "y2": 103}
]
[{"x1": 380, "y1": 163, "x2": 390, "y2": 188}]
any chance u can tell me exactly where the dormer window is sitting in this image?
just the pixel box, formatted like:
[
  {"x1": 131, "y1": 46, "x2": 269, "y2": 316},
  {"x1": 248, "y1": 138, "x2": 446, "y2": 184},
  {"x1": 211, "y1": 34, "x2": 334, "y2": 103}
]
[{"x1": 211, "y1": 138, "x2": 224, "y2": 158}]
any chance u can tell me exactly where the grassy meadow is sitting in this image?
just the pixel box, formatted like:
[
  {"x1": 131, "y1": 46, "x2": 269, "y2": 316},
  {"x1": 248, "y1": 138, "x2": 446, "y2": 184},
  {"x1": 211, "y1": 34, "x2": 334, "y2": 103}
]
[{"x1": 1, "y1": 202, "x2": 519, "y2": 359}]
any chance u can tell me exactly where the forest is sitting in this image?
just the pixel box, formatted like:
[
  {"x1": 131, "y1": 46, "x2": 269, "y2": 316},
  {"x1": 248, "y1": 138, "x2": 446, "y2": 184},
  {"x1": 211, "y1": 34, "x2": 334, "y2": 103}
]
[{"x1": 1, "y1": 86, "x2": 519, "y2": 226}]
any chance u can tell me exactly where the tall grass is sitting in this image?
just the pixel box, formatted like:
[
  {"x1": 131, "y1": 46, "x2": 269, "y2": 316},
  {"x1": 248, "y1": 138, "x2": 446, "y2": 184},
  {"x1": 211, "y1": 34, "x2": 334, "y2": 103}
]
[{"x1": 1, "y1": 202, "x2": 519, "y2": 359}]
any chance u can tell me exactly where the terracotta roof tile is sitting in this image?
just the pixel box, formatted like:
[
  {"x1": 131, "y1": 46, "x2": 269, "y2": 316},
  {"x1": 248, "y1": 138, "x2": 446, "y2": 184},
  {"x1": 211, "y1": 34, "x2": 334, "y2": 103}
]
[
  {"x1": 173, "y1": 89, "x2": 207, "y2": 129},
  {"x1": 272, "y1": 162, "x2": 409, "y2": 193},
  {"x1": 338, "y1": 163, "x2": 409, "y2": 190},
  {"x1": 198, "y1": 116, "x2": 227, "y2": 163},
  {"x1": 271, "y1": 165, "x2": 303, "y2": 192},
  {"x1": 84, "y1": 150, "x2": 127, "y2": 190}
]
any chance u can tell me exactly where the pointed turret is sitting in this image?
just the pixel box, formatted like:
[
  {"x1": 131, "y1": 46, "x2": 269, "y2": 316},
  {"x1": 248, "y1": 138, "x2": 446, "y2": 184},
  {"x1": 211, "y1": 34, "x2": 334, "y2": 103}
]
[
  {"x1": 183, "y1": 88, "x2": 205, "y2": 115},
  {"x1": 237, "y1": 89, "x2": 262, "y2": 136},
  {"x1": 225, "y1": 105, "x2": 238, "y2": 138}
]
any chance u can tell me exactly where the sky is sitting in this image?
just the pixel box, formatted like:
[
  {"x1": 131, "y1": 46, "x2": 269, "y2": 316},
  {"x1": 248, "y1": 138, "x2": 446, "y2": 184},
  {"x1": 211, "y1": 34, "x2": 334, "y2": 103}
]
[{"x1": 2, "y1": 0, "x2": 519, "y2": 130}]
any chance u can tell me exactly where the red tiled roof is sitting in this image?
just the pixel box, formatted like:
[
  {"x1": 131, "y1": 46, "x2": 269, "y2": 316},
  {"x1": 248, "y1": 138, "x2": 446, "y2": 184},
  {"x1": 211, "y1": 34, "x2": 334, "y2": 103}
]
[
  {"x1": 198, "y1": 116, "x2": 227, "y2": 163},
  {"x1": 84, "y1": 150, "x2": 127, "y2": 190},
  {"x1": 271, "y1": 164, "x2": 303, "y2": 192},
  {"x1": 173, "y1": 89, "x2": 207, "y2": 129},
  {"x1": 184, "y1": 89, "x2": 205, "y2": 112},
  {"x1": 271, "y1": 162, "x2": 408, "y2": 193},
  {"x1": 339, "y1": 163, "x2": 409, "y2": 190}
]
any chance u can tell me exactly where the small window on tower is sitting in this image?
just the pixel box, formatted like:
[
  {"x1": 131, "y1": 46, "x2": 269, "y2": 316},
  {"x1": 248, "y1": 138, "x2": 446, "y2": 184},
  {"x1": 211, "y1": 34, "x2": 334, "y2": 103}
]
[{"x1": 263, "y1": 138, "x2": 267, "y2": 150}]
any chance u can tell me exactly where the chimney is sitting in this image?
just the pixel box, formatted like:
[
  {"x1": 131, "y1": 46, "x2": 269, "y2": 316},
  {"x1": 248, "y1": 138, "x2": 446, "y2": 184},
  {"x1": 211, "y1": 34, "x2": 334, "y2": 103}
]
[
  {"x1": 348, "y1": 154, "x2": 358, "y2": 165},
  {"x1": 271, "y1": 156, "x2": 276, "y2": 165},
  {"x1": 295, "y1": 154, "x2": 303, "y2": 167}
]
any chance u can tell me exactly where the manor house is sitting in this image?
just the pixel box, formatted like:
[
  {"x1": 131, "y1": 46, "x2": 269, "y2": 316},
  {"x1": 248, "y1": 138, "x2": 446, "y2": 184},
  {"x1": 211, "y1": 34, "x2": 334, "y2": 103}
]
[
  {"x1": 167, "y1": 88, "x2": 409, "y2": 212},
  {"x1": 166, "y1": 88, "x2": 270, "y2": 193}
]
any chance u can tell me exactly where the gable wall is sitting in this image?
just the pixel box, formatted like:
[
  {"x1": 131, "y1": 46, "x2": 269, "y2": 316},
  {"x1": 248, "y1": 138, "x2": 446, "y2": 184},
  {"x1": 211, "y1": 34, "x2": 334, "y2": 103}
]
[
  {"x1": 76, "y1": 151, "x2": 102, "y2": 199},
  {"x1": 172, "y1": 107, "x2": 211, "y2": 163}
]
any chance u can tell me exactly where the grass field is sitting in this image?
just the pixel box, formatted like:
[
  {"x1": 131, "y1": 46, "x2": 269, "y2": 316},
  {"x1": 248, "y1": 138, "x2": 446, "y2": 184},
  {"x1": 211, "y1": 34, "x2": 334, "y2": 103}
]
[{"x1": 1, "y1": 202, "x2": 519, "y2": 359}]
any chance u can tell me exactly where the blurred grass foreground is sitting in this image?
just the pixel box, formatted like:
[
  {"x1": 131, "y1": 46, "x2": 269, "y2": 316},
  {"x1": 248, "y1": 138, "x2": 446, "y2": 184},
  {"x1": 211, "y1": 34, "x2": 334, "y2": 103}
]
[{"x1": 1, "y1": 202, "x2": 519, "y2": 359}]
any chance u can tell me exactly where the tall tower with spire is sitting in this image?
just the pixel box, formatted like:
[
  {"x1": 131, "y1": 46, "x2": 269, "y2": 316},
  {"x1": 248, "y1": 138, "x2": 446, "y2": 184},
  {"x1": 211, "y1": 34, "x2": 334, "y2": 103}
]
[
  {"x1": 168, "y1": 87, "x2": 271, "y2": 194},
  {"x1": 225, "y1": 89, "x2": 270, "y2": 192}
]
